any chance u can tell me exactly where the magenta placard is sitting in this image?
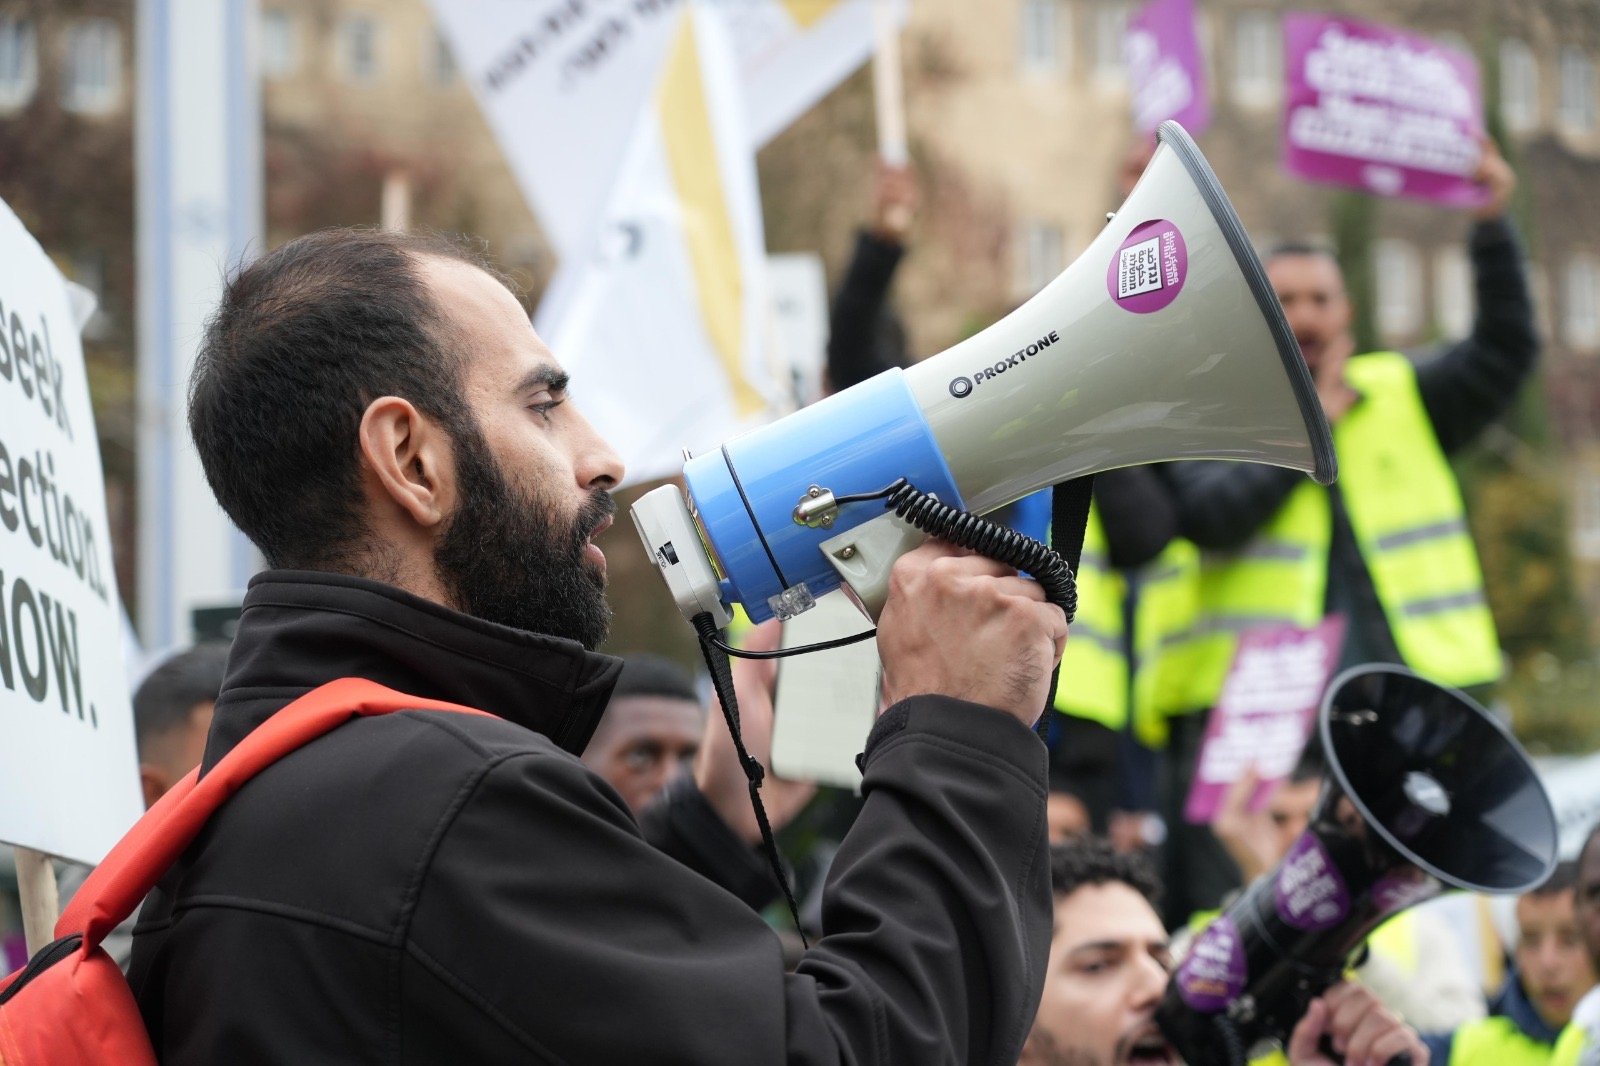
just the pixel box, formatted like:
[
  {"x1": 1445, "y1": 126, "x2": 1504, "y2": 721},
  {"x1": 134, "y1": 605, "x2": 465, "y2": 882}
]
[
  {"x1": 1282, "y1": 14, "x2": 1485, "y2": 206},
  {"x1": 1126, "y1": 0, "x2": 1210, "y2": 135},
  {"x1": 1184, "y1": 616, "x2": 1346, "y2": 825}
]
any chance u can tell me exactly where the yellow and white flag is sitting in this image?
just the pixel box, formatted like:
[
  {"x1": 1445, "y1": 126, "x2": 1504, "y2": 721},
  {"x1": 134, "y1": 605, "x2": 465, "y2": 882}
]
[{"x1": 536, "y1": 5, "x2": 777, "y2": 485}]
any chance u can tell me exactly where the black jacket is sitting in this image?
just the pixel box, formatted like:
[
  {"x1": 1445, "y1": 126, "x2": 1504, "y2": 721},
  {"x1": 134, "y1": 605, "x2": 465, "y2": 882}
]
[{"x1": 128, "y1": 571, "x2": 1051, "y2": 1065}]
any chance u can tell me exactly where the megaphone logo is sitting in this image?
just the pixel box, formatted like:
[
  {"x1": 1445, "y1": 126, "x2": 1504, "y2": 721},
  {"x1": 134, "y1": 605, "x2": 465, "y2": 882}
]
[{"x1": 632, "y1": 120, "x2": 1336, "y2": 629}]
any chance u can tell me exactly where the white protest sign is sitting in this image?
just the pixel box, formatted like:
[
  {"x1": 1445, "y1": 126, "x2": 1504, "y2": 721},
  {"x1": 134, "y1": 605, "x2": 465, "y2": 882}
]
[
  {"x1": 766, "y1": 252, "x2": 830, "y2": 410},
  {"x1": 0, "y1": 199, "x2": 141, "y2": 865}
]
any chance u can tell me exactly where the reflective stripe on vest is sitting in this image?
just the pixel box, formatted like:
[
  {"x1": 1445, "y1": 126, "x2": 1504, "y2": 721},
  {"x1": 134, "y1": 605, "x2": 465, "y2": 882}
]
[
  {"x1": 1054, "y1": 507, "x2": 1129, "y2": 731},
  {"x1": 1148, "y1": 352, "x2": 1500, "y2": 717},
  {"x1": 1450, "y1": 1015, "x2": 1557, "y2": 1066}
]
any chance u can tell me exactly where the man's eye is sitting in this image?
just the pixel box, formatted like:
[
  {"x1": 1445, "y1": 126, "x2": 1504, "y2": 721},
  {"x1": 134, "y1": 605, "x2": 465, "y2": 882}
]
[{"x1": 529, "y1": 397, "x2": 565, "y2": 421}]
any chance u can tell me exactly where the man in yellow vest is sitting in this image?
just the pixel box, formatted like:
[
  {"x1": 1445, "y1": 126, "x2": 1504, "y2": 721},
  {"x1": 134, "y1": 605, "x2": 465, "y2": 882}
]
[
  {"x1": 1429, "y1": 861, "x2": 1596, "y2": 1065},
  {"x1": 1149, "y1": 139, "x2": 1535, "y2": 922}
]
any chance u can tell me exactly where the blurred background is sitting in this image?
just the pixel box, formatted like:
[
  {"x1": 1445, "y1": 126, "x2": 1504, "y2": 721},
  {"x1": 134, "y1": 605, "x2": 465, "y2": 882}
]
[{"x1": 0, "y1": 0, "x2": 1596, "y2": 750}]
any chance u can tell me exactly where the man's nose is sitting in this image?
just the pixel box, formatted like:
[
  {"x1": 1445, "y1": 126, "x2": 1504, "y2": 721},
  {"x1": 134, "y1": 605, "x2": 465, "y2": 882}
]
[{"x1": 573, "y1": 409, "x2": 624, "y2": 489}]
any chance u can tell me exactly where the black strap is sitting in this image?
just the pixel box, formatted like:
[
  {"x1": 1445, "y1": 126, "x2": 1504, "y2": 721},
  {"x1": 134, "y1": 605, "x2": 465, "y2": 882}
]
[
  {"x1": 691, "y1": 612, "x2": 810, "y2": 949},
  {"x1": 1042, "y1": 476, "x2": 1095, "y2": 724}
]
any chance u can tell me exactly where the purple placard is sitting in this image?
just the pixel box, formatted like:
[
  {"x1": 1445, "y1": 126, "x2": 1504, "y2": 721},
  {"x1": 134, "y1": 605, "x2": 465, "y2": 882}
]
[
  {"x1": 1185, "y1": 616, "x2": 1345, "y2": 824},
  {"x1": 1282, "y1": 14, "x2": 1485, "y2": 206},
  {"x1": 1176, "y1": 915, "x2": 1248, "y2": 1012},
  {"x1": 1106, "y1": 219, "x2": 1188, "y2": 314},
  {"x1": 2, "y1": 931, "x2": 26, "y2": 972},
  {"x1": 1126, "y1": 0, "x2": 1210, "y2": 135},
  {"x1": 1275, "y1": 833, "x2": 1351, "y2": 930}
]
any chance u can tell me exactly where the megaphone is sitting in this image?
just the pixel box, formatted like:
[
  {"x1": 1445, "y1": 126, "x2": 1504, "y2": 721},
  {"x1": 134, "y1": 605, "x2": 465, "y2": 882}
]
[
  {"x1": 1156, "y1": 665, "x2": 1559, "y2": 1066},
  {"x1": 632, "y1": 121, "x2": 1336, "y2": 629}
]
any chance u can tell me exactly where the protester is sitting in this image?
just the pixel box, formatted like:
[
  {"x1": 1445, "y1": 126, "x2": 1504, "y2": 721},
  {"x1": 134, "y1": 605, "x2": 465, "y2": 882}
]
[
  {"x1": 129, "y1": 643, "x2": 229, "y2": 808},
  {"x1": 1204, "y1": 742, "x2": 1484, "y2": 1032},
  {"x1": 578, "y1": 653, "x2": 703, "y2": 813},
  {"x1": 824, "y1": 158, "x2": 918, "y2": 394},
  {"x1": 1424, "y1": 861, "x2": 1595, "y2": 1065},
  {"x1": 1551, "y1": 824, "x2": 1600, "y2": 1064},
  {"x1": 1020, "y1": 836, "x2": 1429, "y2": 1066},
  {"x1": 126, "y1": 228, "x2": 1068, "y2": 1063},
  {"x1": 1146, "y1": 139, "x2": 1535, "y2": 921}
]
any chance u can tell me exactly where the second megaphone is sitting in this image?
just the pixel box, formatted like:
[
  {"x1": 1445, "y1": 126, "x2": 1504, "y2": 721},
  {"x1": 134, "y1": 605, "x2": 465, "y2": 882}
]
[{"x1": 633, "y1": 121, "x2": 1336, "y2": 629}]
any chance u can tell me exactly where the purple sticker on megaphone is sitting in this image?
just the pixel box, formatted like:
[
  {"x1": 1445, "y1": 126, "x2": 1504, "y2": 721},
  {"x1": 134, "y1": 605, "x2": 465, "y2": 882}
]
[
  {"x1": 1274, "y1": 833, "x2": 1351, "y2": 931},
  {"x1": 1176, "y1": 915, "x2": 1248, "y2": 1012},
  {"x1": 1107, "y1": 219, "x2": 1188, "y2": 313}
]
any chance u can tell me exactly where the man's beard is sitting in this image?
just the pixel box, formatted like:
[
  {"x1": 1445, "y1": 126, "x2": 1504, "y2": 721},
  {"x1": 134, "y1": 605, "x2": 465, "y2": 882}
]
[{"x1": 433, "y1": 422, "x2": 614, "y2": 649}]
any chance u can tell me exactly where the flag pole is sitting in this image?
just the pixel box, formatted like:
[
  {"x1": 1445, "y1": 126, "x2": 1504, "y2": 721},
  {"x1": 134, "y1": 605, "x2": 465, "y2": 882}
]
[
  {"x1": 871, "y1": 1, "x2": 908, "y2": 166},
  {"x1": 15, "y1": 847, "x2": 59, "y2": 956}
]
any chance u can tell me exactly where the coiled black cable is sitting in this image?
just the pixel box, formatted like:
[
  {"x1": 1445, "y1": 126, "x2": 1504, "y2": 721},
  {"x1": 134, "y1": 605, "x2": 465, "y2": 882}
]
[{"x1": 880, "y1": 479, "x2": 1078, "y2": 623}]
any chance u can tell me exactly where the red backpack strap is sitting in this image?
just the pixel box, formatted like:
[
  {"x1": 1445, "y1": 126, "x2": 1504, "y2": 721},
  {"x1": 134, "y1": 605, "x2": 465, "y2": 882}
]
[{"x1": 55, "y1": 678, "x2": 492, "y2": 949}]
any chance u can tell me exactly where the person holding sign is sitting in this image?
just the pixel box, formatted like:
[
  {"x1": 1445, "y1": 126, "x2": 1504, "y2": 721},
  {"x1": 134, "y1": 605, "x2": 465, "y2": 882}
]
[
  {"x1": 1145, "y1": 138, "x2": 1534, "y2": 923},
  {"x1": 126, "y1": 228, "x2": 1068, "y2": 1064}
]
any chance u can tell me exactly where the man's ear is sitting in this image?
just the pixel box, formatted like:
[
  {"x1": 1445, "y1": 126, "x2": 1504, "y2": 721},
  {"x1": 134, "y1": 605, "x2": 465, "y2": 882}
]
[{"x1": 358, "y1": 396, "x2": 455, "y2": 530}]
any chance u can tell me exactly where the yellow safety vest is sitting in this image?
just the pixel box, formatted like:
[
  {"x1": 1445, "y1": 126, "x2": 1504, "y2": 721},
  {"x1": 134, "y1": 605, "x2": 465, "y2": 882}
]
[
  {"x1": 1450, "y1": 1015, "x2": 1557, "y2": 1066},
  {"x1": 1053, "y1": 507, "x2": 1129, "y2": 731},
  {"x1": 1149, "y1": 352, "x2": 1500, "y2": 717},
  {"x1": 1130, "y1": 537, "x2": 1202, "y2": 748},
  {"x1": 1551, "y1": 1019, "x2": 1588, "y2": 1066}
]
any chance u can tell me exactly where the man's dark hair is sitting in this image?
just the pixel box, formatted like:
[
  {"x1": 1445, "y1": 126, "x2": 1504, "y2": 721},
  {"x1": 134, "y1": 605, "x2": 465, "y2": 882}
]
[
  {"x1": 1529, "y1": 859, "x2": 1579, "y2": 897},
  {"x1": 134, "y1": 643, "x2": 230, "y2": 755},
  {"x1": 611, "y1": 654, "x2": 700, "y2": 705},
  {"x1": 188, "y1": 228, "x2": 499, "y2": 570},
  {"x1": 1265, "y1": 240, "x2": 1339, "y2": 265},
  {"x1": 1048, "y1": 837, "x2": 1163, "y2": 910}
]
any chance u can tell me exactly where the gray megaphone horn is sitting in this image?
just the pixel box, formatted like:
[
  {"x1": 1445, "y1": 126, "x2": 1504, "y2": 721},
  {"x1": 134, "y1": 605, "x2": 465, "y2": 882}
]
[{"x1": 632, "y1": 120, "x2": 1337, "y2": 629}]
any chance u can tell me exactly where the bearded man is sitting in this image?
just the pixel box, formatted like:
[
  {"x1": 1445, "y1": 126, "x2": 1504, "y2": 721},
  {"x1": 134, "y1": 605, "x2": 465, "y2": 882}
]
[{"x1": 127, "y1": 229, "x2": 1070, "y2": 1064}]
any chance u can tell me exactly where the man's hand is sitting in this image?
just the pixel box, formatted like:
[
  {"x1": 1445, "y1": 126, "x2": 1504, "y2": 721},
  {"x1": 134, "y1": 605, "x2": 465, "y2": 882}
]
[
  {"x1": 877, "y1": 541, "x2": 1069, "y2": 727},
  {"x1": 1209, "y1": 766, "x2": 1278, "y2": 883},
  {"x1": 1471, "y1": 136, "x2": 1515, "y2": 221},
  {"x1": 872, "y1": 160, "x2": 920, "y2": 242},
  {"x1": 1286, "y1": 983, "x2": 1428, "y2": 1066},
  {"x1": 694, "y1": 619, "x2": 818, "y2": 847},
  {"x1": 1313, "y1": 332, "x2": 1358, "y2": 423}
]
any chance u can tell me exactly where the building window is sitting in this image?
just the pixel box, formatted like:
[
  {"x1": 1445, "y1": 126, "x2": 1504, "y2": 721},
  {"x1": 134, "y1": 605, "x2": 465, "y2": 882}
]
[
  {"x1": 0, "y1": 17, "x2": 36, "y2": 110},
  {"x1": 261, "y1": 9, "x2": 297, "y2": 79},
  {"x1": 1016, "y1": 219, "x2": 1065, "y2": 299},
  {"x1": 1374, "y1": 239, "x2": 1422, "y2": 341},
  {"x1": 1558, "y1": 48, "x2": 1597, "y2": 134},
  {"x1": 1018, "y1": 0, "x2": 1063, "y2": 75},
  {"x1": 1433, "y1": 247, "x2": 1472, "y2": 339},
  {"x1": 1231, "y1": 11, "x2": 1279, "y2": 107},
  {"x1": 62, "y1": 19, "x2": 121, "y2": 114},
  {"x1": 339, "y1": 15, "x2": 381, "y2": 84},
  {"x1": 1092, "y1": 2, "x2": 1129, "y2": 86},
  {"x1": 1499, "y1": 40, "x2": 1540, "y2": 134},
  {"x1": 429, "y1": 29, "x2": 457, "y2": 85},
  {"x1": 1565, "y1": 254, "x2": 1600, "y2": 352}
]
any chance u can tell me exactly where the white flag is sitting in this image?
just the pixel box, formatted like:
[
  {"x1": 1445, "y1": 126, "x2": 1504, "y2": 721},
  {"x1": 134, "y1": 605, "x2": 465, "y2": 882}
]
[
  {"x1": 429, "y1": 1, "x2": 684, "y2": 258},
  {"x1": 539, "y1": 5, "x2": 777, "y2": 485},
  {"x1": 723, "y1": 0, "x2": 907, "y2": 148}
]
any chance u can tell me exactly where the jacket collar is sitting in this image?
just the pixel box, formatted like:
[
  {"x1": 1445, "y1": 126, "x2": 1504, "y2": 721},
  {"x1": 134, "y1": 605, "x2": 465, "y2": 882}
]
[
  {"x1": 1491, "y1": 968, "x2": 1564, "y2": 1045},
  {"x1": 203, "y1": 570, "x2": 622, "y2": 770}
]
